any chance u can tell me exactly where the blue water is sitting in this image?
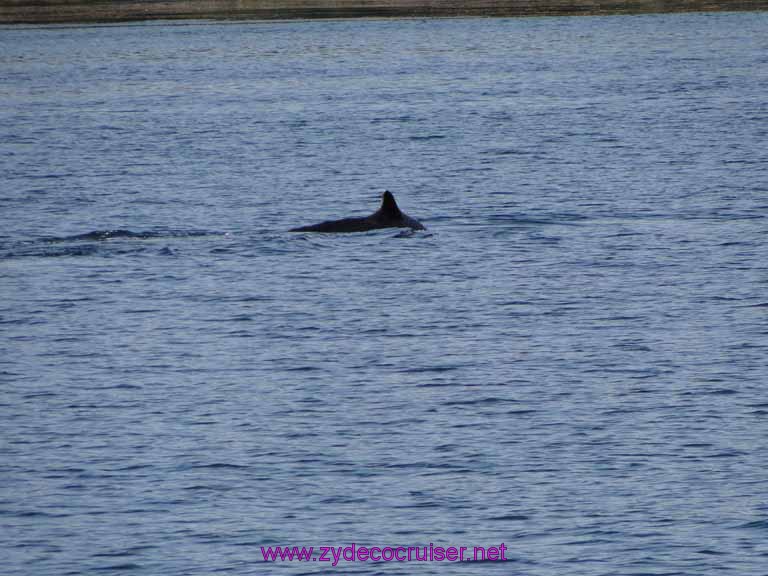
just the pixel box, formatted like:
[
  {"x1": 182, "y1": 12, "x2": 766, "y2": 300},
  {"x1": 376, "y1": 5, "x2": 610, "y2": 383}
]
[{"x1": 2, "y1": 11, "x2": 768, "y2": 575}]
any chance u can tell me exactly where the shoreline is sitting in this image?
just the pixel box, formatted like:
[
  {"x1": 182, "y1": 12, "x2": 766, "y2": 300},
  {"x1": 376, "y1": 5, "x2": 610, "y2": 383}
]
[{"x1": 1, "y1": 0, "x2": 766, "y2": 25}]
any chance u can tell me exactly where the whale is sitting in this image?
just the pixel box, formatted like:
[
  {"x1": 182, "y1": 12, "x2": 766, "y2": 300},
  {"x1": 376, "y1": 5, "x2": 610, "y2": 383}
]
[{"x1": 290, "y1": 191, "x2": 425, "y2": 233}]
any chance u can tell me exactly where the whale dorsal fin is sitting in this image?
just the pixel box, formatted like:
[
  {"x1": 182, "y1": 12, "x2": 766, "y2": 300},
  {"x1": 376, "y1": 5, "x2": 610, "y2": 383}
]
[{"x1": 380, "y1": 191, "x2": 402, "y2": 218}]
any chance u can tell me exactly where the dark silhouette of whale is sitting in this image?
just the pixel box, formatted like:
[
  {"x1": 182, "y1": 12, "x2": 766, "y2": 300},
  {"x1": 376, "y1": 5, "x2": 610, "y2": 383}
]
[{"x1": 290, "y1": 191, "x2": 425, "y2": 233}]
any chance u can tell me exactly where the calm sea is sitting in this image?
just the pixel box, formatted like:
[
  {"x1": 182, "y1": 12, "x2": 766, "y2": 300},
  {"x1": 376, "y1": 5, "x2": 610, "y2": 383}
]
[{"x1": 1, "y1": 11, "x2": 767, "y2": 575}]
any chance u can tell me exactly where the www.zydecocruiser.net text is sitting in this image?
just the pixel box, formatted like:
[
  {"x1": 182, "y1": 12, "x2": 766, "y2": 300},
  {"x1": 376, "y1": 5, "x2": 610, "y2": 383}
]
[{"x1": 261, "y1": 543, "x2": 508, "y2": 565}]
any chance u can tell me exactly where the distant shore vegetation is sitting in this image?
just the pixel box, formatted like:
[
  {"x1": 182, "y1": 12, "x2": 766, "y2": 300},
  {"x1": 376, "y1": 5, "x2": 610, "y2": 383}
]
[{"x1": 2, "y1": 0, "x2": 767, "y2": 25}]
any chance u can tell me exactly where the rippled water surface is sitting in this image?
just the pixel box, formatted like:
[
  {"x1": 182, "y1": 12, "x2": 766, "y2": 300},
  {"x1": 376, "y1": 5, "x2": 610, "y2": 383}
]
[{"x1": 2, "y1": 11, "x2": 768, "y2": 575}]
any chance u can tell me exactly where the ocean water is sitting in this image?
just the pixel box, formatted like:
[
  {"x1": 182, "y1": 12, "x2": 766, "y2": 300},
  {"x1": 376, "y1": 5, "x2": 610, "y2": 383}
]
[{"x1": 1, "y1": 11, "x2": 767, "y2": 575}]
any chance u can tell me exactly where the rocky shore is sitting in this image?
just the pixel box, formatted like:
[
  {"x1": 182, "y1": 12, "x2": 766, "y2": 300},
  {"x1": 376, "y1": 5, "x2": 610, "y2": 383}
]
[{"x1": 1, "y1": 0, "x2": 766, "y2": 25}]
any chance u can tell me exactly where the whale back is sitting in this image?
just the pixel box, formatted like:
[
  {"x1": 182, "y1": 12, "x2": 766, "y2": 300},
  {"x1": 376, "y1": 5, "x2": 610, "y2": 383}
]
[{"x1": 290, "y1": 191, "x2": 424, "y2": 233}]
